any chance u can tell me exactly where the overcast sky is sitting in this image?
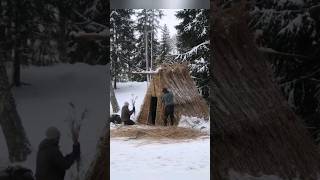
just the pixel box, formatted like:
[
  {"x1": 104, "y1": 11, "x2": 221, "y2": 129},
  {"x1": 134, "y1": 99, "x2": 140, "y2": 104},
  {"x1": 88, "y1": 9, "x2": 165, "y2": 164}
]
[{"x1": 158, "y1": 9, "x2": 181, "y2": 38}]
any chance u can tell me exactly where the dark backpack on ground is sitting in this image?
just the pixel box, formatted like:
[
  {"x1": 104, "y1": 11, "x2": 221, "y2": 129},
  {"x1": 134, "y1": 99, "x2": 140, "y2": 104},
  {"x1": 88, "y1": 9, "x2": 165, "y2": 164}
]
[
  {"x1": 110, "y1": 114, "x2": 122, "y2": 124},
  {"x1": 0, "y1": 166, "x2": 34, "y2": 180},
  {"x1": 124, "y1": 119, "x2": 135, "y2": 125}
]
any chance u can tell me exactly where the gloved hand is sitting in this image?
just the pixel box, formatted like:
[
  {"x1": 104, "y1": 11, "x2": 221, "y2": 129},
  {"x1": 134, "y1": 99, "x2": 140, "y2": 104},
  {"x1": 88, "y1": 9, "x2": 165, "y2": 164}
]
[{"x1": 72, "y1": 142, "x2": 81, "y2": 159}]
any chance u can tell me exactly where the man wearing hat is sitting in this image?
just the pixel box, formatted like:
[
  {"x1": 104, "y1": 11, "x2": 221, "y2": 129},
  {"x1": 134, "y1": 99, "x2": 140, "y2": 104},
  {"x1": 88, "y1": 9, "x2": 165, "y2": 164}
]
[{"x1": 35, "y1": 127, "x2": 80, "y2": 180}]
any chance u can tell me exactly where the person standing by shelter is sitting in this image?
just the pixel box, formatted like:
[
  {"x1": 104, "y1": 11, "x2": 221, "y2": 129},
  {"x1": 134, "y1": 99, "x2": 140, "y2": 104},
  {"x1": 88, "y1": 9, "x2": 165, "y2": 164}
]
[
  {"x1": 161, "y1": 88, "x2": 175, "y2": 126},
  {"x1": 121, "y1": 102, "x2": 136, "y2": 125}
]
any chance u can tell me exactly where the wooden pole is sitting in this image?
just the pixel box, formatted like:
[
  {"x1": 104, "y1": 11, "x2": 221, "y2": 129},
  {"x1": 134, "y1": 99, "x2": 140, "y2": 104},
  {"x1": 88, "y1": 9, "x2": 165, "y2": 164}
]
[{"x1": 145, "y1": 25, "x2": 149, "y2": 82}]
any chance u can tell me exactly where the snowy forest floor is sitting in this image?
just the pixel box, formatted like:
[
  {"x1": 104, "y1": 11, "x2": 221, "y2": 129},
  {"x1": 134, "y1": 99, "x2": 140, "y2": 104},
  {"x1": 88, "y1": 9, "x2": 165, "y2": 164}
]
[
  {"x1": 0, "y1": 63, "x2": 107, "y2": 180},
  {"x1": 110, "y1": 81, "x2": 210, "y2": 180}
]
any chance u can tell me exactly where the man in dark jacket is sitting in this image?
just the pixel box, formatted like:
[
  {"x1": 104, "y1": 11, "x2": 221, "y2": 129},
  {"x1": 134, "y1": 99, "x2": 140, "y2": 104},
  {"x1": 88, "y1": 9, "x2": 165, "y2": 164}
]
[
  {"x1": 161, "y1": 88, "x2": 175, "y2": 126},
  {"x1": 35, "y1": 127, "x2": 80, "y2": 180},
  {"x1": 121, "y1": 102, "x2": 135, "y2": 125}
]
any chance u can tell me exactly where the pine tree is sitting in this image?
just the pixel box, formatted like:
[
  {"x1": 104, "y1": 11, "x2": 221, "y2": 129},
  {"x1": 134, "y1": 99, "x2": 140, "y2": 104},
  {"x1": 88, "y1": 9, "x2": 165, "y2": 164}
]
[
  {"x1": 0, "y1": 0, "x2": 42, "y2": 86},
  {"x1": 175, "y1": 9, "x2": 209, "y2": 53},
  {"x1": 175, "y1": 9, "x2": 210, "y2": 98},
  {"x1": 159, "y1": 24, "x2": 171, "y2": 64},
  {"x1": 110, "y1": 9, "x2": 136, "y2": 88}
]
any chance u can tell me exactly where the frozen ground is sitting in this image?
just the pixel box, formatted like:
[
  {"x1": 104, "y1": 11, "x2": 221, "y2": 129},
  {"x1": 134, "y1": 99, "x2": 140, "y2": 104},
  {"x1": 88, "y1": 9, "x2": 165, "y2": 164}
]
[
  {"x1": 0, "y1": 63, "x2": 107, "y2": 179},
  {"x1": 110, "y1": 81, "x2": 210, "y2": 180}
]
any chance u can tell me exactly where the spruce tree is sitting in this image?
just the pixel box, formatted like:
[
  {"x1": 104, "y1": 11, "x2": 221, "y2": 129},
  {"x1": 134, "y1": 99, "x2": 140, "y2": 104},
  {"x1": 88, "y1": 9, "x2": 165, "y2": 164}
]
[
  {"x1": 159, "y1": 24, "x2": 171, "y2": 64},
  {"x1": 110, "y1": 9, "x2": 136, "y2": 88}
]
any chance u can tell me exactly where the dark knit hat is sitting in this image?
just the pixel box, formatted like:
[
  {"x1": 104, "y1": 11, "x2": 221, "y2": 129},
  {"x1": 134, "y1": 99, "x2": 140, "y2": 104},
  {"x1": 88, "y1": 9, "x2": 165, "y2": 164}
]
[{"x1": 45, "y1": 126, "x2": 61, "y2": 140}]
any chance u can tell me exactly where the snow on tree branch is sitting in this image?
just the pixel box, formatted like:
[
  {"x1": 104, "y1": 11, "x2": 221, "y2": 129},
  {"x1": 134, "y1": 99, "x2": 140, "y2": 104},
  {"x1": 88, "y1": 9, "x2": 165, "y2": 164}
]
[
  {"x1": 278, "y1": 14, "x2": 303, "y2": 35},
  {"x1": 70, "y1": 28, "x2": 109, "y2": 40},
  {"x1": 174, "y1": 40, "x2": 210, "y2": 61},
  {"x1": 73, "y1": 9, "x2": 107, "y2": 29},
  {"x1": 110, "y1": 10, "x2": 119, "y2": 17}
]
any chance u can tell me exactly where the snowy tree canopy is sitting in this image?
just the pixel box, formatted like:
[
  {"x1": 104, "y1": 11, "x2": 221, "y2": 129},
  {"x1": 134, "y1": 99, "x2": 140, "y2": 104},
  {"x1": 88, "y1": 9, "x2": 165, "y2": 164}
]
[{"x1": 250, "y1": 0, "x2": 320, "y2": 143}]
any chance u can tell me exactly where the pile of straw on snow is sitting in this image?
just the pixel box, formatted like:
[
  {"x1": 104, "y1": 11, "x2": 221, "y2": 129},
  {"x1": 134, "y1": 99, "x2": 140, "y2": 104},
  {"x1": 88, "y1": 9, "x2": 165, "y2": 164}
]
[{"x1": 111, "y1": 126, "x2": 208, "y2": 140}]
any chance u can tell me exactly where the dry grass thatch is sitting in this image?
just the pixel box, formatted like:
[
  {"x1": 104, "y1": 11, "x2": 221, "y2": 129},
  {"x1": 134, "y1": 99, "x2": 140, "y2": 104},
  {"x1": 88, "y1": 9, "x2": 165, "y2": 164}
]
[
  {"x1": 111, "y1": 126, "x2": 207, "y2": 140},
  {"x1": 211, "y1": 3, "x2": 320, "y2": 180},
  {"x1": 84, "y1": 128, "x2": 109, "y2": 180},
  {"x1": 137, "y1": 63, "x2": 209, "y2": 125}
]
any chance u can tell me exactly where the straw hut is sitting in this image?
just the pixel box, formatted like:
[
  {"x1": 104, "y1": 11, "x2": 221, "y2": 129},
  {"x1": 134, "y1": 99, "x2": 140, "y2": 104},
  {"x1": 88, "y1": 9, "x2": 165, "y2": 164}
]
[
  {"x1": 137, "y1": 63, "x2": 209, "y2": 126},
  {"x1": 212, "y1": 3, "x2": 320, "y2": 180}
]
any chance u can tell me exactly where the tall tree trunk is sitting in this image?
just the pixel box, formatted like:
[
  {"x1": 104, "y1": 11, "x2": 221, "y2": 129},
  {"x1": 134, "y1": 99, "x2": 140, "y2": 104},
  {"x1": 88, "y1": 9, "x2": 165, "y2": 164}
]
[
  {"x1": 13, "y1": 48, "x2": 21, "y2": 87},
  {"x1": 110, "y1": 83, "x2": 119, "y2": 113},
  {"x1": 13, "y1": 0, "x2": 21, "y2": 87},
  {"x1": 57, "y1": 7, "x2": 68, "y2": 63},
  {"x1": 113, "y1": 27, "x2": 118, "y2": 90},
  {"x1": 113, "y1": 76, "x2": 117, "y2": 89},
  {"x1": 0, "y1": 59, "x2": 31, "y2": 162}
]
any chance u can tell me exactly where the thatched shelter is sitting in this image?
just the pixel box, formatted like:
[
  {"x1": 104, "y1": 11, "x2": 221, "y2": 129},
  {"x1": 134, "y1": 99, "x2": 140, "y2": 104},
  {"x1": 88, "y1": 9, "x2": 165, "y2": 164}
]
[
  {"x1": 137, "y1": 63, "x2": 209, "y2": 126},
  {"x1": 84, "y1": 128, "x2": 109, "y2": 180},
  {"x1": 211, "y1": 3, "x2": 320, "y2": 180}
]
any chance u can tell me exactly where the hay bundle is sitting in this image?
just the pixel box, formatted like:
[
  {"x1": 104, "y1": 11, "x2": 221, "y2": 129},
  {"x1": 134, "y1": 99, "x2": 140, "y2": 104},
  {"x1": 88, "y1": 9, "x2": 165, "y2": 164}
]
[
  {"x1": 137, "y1": 63, "x2": 209, "y2": 125},
  {"x1": 111, "y1": 126, "x2": 207, "y2": 140},
  {"x1": 211, "y1": 3, "x2": 320, "y2": 180}
]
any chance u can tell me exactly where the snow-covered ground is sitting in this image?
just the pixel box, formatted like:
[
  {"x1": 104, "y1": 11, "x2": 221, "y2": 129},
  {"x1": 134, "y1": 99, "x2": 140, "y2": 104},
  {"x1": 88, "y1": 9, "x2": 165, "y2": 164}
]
[
  {"x1": 0, "y1": 63, "x2": 107, "y2": 179},
  {"x1": 110, "y1": 81, "x2": 210, "y2": 180},
  {"x1": 111, "y1": 138, "x2": 210, "y2": 180}
]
